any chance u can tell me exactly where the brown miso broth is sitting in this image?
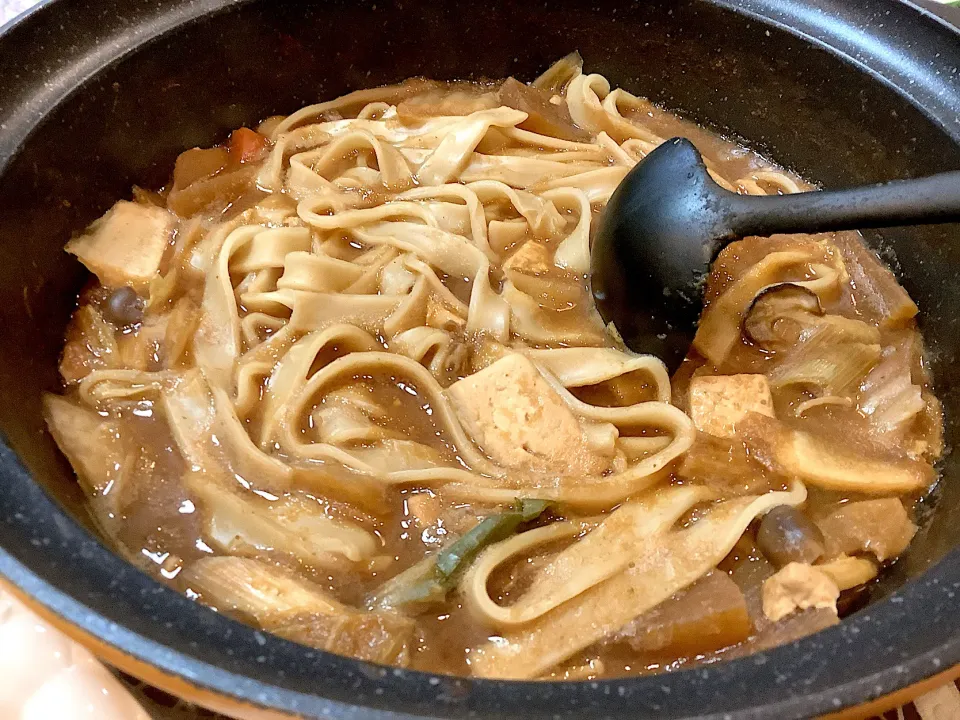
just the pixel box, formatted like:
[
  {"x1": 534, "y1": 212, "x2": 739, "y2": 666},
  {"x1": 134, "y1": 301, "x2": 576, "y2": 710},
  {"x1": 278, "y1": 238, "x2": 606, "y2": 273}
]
[{"x1": 45, "y1": 55, "x2": 941, "y2": 681}]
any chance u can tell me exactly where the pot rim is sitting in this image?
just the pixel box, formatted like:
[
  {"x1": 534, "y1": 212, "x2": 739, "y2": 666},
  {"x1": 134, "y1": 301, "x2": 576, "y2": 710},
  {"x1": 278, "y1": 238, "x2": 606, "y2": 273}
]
[{"x1": 1, "y1": 1, "x2": 960, "y2": 718}]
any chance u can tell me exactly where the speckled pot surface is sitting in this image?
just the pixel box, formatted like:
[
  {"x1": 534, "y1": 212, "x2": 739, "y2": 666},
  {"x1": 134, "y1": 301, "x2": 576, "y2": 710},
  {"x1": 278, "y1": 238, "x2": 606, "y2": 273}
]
[{"x1": 1, "y1": 1, "x2": 960, "y2": 718}]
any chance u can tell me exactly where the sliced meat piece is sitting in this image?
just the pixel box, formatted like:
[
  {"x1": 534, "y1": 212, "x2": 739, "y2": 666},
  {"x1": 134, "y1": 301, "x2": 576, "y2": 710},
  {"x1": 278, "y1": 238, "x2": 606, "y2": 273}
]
[
  {"x1": 689, "y1": 374, "x2": 775, "y2": 438},
  {"x1": 66, "y1": 201, "x2": 175, "y2": 289},
  {"x1": 815, "y1": 498, "x2": 917, "y2": 561},
  {"x1": 446, "y1": 353, "x2": 607, "y2": 476}
]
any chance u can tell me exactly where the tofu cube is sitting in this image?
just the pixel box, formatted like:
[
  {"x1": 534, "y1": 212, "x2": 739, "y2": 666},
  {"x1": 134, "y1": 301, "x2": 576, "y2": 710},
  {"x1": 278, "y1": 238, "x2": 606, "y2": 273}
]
[
  {"x1": 446, "y1": 353, "x2": 607, "y2": 476},
  {"x1": 762, "y1": 562, "x2": 839, "y2": 622},
  {"x1": 689, "y1": 374, "x2": 775, "y2": 438},
  {"x1": 66, "y1": 200, "x2": 175, "y2": 288}
]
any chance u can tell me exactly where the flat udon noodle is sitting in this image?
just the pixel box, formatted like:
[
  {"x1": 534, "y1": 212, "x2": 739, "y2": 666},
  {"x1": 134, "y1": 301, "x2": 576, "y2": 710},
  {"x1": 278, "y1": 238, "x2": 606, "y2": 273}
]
[
  {"x1": 464, "y1": 484, "x2": 716, "y2": 627},
  {"x1": 259, "y1": 125, "x2": 331, "y2": 194},
  {"x1": 258, "y1": 324, "x2": 381, "y2": 449},
  {"x1": 524, "y1": 347, "x2": 671, "y2": 403},
  {"x1": 395, "y1": 255, "x2": 469, "y2": 316},
  {"x1": 249, "y1": 256, "x2": 470, "y2": 343},
  {"x1": 560, "y1": 73, "x2": 740, "y2": 192},
  {"x1": 539, "y1": 187, "x2": 592, "y2": 273},
  {"x1": 77, "y1": 368, "x2": 172, "y2": 406},
  {"x1": 293, "y1": 195, "x2": 501, "y2": 341},
  {"x1": 415, "y1": 107, "x2": 528, "y2": 185},
  {"x1": 468, "y1": 180, "x2": 566, "y2": 238},
  {"x1": 278, "y1": 105, "x2": 536, "y2": 194},
  {"x1": 185, "y1": 468, "x2": 377, "y2": 566},
  {"x1": 501, "y1": 279, "x2": 605, "y2": 347},
  {"x1": 269, "y1": 84, "x2": 430, "y2": 138},
  {"x1": 275, "y1": 252, "x2": 366, "y2": 293},
  {"x1": 293, "y1": 129, "x2": 415, "y2": 192},
  {"x1": 162, "y1": 369, "x2": 293, "y2": 489},
  {"x1": 390, "y1": 326, "x2": 467, "y2": 379},
  {"x1": 265, "y1": 350, "x2": 693, "y2": 509},
  {"x1": 172, "y1": 82, "x2": 788, "y2": 512},
  {"x1": 460, "y1": 153, "x2": 611, "y2": 190},
  {"x1": 297, "y1": 200, "x2": 437, "y2": 231},
  {"x1": 467, "y1": 481, "x2": 807, "y2": 679},
  {"x1": 233, "y1": 319, "x2": 304, "y2": 418},
  {"x1": 499, "y1": 127, "x2": 597, "y2": 152},
  {"x1": 194, "y1": 226, "x2": 312, "y2": 390},
  {"x1": 239, "y1": 313, "x2": 287, "y2": 351},
  {"x1": 393, "y1": 184, "x2": 493, "y2": 259},
  {"x1": 352, "y1": 221, "x2": 487, "y2": 279},
  {"x1": 467, "y1": 266, "x2": 510, "y2": 342},
  {"x1": 308, "y1": 258, "x2": 459, "y2": 327},
  {"x1": 736, "y1": 170, "x2": 803, "y2": 196},
  {"x1": 597, "y1": 131, "x2": 642, "y2": 167}
]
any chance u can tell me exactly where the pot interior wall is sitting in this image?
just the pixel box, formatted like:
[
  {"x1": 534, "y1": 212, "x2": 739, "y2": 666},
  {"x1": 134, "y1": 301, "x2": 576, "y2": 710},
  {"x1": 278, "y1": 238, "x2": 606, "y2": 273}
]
[{"x1": 1, "y1": 0, "x2": 958, "y2": 618}]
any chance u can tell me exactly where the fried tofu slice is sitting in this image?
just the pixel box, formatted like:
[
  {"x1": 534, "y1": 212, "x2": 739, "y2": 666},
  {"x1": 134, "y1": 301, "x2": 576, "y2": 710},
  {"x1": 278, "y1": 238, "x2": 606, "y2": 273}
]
[
  {"x1": 446, "y1": 353, "x2": 608, "y2": 476},
  {"x1": 689, "y1": 374, "x2": 775, "y2": 438},
  {"x1": 66, "y1": 200, "x2": 175, "y2": 289}
]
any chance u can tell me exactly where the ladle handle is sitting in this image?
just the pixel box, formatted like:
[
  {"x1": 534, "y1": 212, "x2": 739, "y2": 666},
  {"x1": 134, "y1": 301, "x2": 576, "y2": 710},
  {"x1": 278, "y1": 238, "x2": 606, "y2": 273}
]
[{"x1": 728, "y1": 170, "x2": 960, "y2": 237}]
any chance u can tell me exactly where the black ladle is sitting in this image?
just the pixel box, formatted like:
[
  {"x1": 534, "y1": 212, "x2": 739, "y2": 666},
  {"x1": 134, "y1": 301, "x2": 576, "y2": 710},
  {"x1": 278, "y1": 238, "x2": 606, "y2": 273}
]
[{"x1": 591, "y1": 137, "x2": 960, "y2": 372}]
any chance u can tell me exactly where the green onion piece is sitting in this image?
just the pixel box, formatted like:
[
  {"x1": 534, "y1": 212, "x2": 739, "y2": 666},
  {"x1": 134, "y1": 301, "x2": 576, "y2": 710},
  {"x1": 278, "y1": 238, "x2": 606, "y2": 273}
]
[
  {"x1": 367, "y1": 498, "x2": 551, "y2": 611},
  {"x1": 435, "y1": 499, "x2": 551, "y2": 577}
]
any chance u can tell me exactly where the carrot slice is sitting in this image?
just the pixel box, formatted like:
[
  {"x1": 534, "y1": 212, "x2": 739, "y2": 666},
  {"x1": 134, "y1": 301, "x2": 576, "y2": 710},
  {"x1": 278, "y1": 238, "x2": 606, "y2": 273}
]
[{"x1": 229, "y1": 127, "x2": 269, "y2": 164}]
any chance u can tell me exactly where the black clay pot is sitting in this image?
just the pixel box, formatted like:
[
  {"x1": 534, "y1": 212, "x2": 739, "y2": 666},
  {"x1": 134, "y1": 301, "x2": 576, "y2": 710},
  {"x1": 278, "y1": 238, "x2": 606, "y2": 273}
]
[{"x1": 1, "y1": 1, "x2": 960, "y2": 718}]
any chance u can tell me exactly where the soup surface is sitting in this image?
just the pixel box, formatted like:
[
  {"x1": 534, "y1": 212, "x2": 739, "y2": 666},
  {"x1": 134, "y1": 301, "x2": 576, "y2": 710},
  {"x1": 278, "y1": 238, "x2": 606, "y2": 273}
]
[{"x1": 46, "y1": 55, "x2": 942, "y2": 680}]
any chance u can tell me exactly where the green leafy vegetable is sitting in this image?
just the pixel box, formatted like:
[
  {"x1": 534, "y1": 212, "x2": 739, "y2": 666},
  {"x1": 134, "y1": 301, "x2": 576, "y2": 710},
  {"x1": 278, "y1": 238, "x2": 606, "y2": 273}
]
[{"x1": 368, "y1": 498, "x2": 551, "y2": 611}]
